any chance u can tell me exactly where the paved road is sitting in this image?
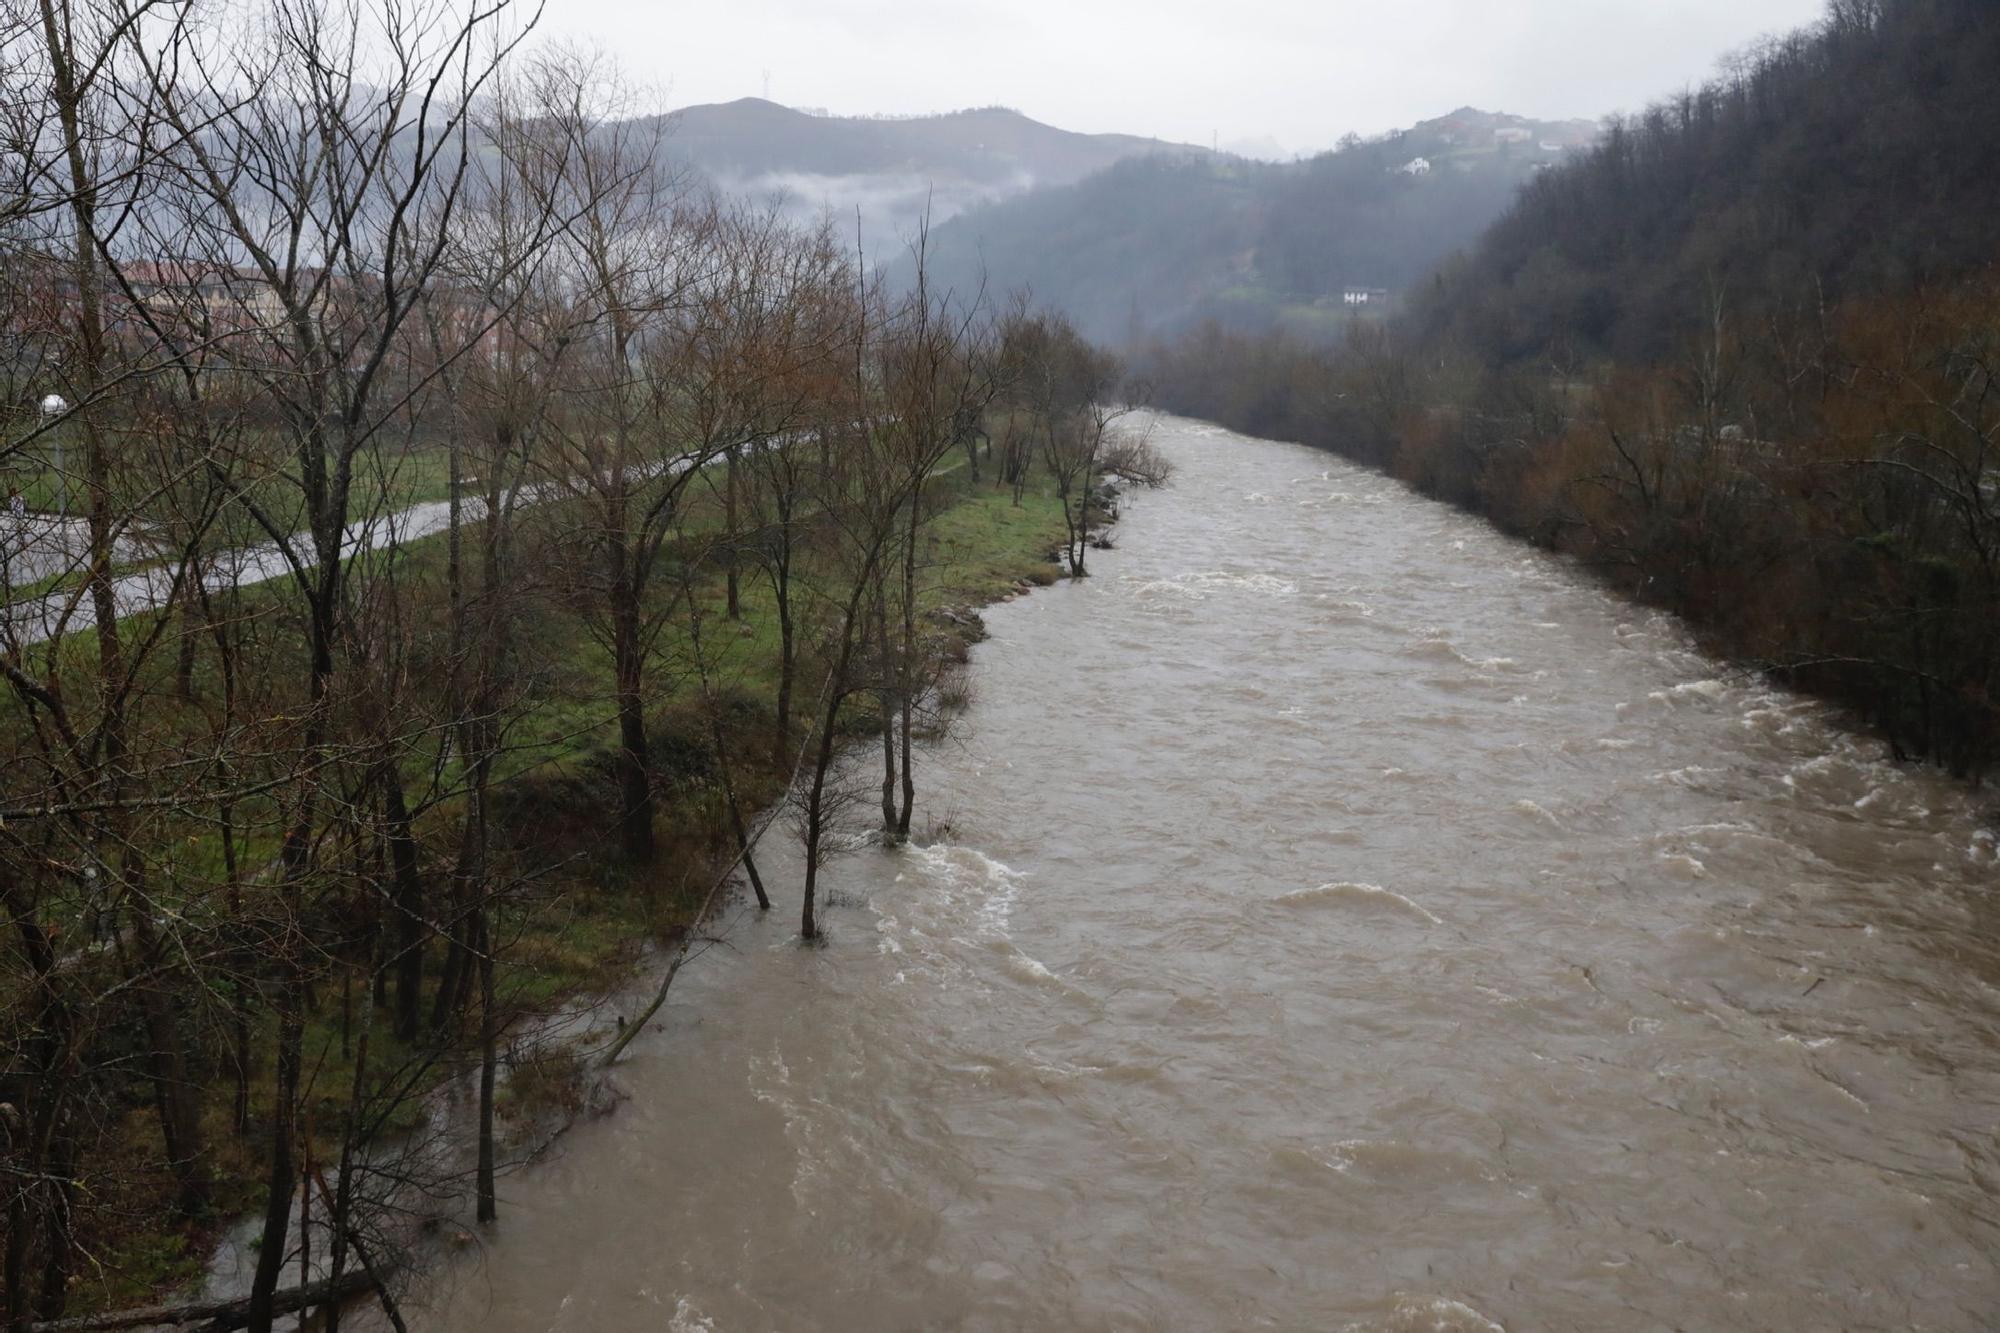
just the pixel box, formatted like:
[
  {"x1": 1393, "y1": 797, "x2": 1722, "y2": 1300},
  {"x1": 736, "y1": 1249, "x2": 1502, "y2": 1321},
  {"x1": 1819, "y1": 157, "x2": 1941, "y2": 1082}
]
[
  {"x1": 2, "y1": 513, "x2": 160, "y2": 586},
  {"x1": 0, "y1": 427, "x2": 859, "y2": 649},
  {"x1": 0, "y1": 495, "x2": 478, "y2": 647}
]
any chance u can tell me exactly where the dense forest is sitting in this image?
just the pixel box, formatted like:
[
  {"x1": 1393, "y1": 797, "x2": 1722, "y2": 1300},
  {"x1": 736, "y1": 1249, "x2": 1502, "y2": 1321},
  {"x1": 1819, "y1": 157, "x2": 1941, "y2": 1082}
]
[
  {"x1": 1150, "y1": 0, "x2": 2000, "y2": 777},
  {"x1": 1410, "y1": 0, "x2": 2000, "y2": 365},
  {"x1": 913, "y1": 109, "x2": 1595, "y2": 345}
]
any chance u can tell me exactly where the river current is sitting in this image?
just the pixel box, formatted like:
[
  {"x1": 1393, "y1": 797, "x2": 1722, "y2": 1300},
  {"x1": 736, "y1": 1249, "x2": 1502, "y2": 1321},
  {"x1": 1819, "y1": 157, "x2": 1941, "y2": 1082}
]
[{"x1": 422, "y1": 414, "x2": 2000, "y2": 1330}]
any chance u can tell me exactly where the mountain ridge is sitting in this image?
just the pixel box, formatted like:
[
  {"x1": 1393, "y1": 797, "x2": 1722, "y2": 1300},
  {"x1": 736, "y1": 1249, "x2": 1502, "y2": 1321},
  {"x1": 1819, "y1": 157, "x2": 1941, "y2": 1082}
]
[
  {"x1": 650, "y1": 98, "x2": 1206, "y2": 242},
  {"x1": 903, "y1": 107, "x2": 1601, "y2": 344},
  {"x1": 656, "y1": 97, "x2": 1202, "y2": 185}
]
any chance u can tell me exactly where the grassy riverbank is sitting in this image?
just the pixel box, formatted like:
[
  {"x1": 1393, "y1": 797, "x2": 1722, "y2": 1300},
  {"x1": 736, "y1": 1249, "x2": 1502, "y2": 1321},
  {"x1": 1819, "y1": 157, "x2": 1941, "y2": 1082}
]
[{"x1": 41, "y1": 466, "x2": 1075, "y2": 1316}]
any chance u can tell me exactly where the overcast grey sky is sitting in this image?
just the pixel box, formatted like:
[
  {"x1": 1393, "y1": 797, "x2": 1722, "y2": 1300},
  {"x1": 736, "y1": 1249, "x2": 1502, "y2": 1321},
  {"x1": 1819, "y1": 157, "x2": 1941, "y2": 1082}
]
[{"x1": 535, "y1": 0, "x2": 1831, "y2": 153}]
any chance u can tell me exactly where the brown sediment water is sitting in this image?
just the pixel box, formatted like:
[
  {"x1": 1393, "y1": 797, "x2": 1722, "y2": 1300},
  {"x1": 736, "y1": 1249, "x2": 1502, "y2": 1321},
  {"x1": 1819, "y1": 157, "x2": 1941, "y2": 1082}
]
[{"x1": 418, "y1": 414, "x2": 2000, "y2": 1331}]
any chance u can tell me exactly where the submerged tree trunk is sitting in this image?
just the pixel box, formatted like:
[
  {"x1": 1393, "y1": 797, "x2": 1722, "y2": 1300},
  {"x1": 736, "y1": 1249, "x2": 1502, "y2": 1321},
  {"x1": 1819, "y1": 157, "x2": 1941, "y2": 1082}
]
[
  {"x1": 896, "y1": 497, "x2": 922, "y2": 840},
  {"x1": 876, "y1": 591, "x2": 898, "y2": 839},
  {"x1": 247, "y1": 1000, "x2": 302, "y2": 1333},
  {"x1": 801, "y1": 578, "x2": 875, "y2": 939},
  {"x1": 800, "y1": 721, "x2": 836, "y2": 941},
  {"x1": 685, "y1": 580, "x2": 771, "y2": 910},
  {"x1": 476, "y1": 907, "x2": 498, "y2": 1224}
]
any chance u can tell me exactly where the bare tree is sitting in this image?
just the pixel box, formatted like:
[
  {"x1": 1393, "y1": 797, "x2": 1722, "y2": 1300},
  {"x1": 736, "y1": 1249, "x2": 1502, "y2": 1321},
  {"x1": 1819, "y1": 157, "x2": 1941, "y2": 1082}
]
[
  {"x1": 130, "y1": 1, "x2": 541, "y2": 1323},
  {"x1": 1009, "y1": 310, "x2": 1129, "y2": 577},
  {"x1": 510, "y1": 52, "x2": 718, "y2": 863},
  {"x1": 871, "y1": 226, "x2": 1001, "y2": 841}
]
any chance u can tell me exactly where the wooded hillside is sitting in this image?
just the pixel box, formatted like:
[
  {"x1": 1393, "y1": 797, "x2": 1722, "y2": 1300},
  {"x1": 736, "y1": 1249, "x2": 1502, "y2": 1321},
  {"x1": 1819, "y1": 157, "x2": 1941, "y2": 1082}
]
[
  {"x1": 914, "y1": 109, "x2": 1596, "y2": 345},
  {"x1": 1151, "y1": 0, "x2": 2000, "y2": 777},
  {"x1": 1412, "y1": 0, "x2": 2000, "y2": 365}
]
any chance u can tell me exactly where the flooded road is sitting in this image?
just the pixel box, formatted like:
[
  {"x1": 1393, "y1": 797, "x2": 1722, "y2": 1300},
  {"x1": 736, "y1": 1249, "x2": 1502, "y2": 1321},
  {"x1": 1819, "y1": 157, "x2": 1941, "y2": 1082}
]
[{"x1": 423, "y1": 414, "x2": 2000, "y2": 1330}]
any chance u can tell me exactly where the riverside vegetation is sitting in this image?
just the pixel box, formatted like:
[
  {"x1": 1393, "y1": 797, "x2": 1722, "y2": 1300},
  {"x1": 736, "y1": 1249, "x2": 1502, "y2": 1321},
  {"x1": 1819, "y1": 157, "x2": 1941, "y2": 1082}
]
[
  {"x1": 0, "y1": 6, "x2": 1164, "y2": 1327},
  {"x1": 1145, "y1": 0, "x2": 2000, "y2": 780}
]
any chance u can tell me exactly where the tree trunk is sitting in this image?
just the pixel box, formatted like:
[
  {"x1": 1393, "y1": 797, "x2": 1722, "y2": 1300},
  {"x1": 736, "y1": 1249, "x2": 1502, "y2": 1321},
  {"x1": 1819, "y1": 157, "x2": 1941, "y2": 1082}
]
[
  {"x1": 897, "y1": 692, "x2": 916, "y2": 840},
  {"x1": 127, "y1": 907, "x2": 207, "y2": 1215},
  {"x1": 876, "y1": 592, "x2": 898, "y2": 838},
  {"x1": 208, "y1": 599, "x2": 253, "y2": 1137},
  {"x1": 774, "y1": 563, "x2": 795, "y2": 759},
  {"x1": 611, "y1": 588, "x2": 654, "y2": 861},
  {"x1": 801, "y1": 573, "x2": 876, "y2": 938},
  {"x1": 175, "y1": 578, "x2": 200, "y2": 702},
  {"x1": 32, "y1": 1123, "x2": 78, "y2": 1324},
  {"x1": 685, "y1": 583, "x2": 771, "y2": 911},
  {"x1": 459, "y1": 742, "x2": 498, "y2": 1221},
  {"x1": 246, "y1": 1002, "x2": 302, "y2": 1333},
  {"x1": 1072, "y1": 456, "x2": 1093, "y2": 578},
  {"x1": 429, "y1": 895, "x2": 468, "y2": 1035},
  {"x1": 476, "y1": 907, "x2": 498, "y2": 1224},
  {"x1": 382, "y1": 770, "x2": 426, "y2": 1044},
  {"x1": 724, "y1": 445, "x2": 741, "y2": 619},
  {"x1": 322, "y1": 1033, "x2": 367, "y2": 1333},
  {"x1": 801, "y1": 738, "x2": 831, "y2": 942},
  {"x1": 896, "y1": 499, "x2": 921, "y2": 840},
  {"x1": 249, "y1": 582, "x2": 333, "y2": 1330},
  {"x1": 4, "y1": 889, "x2": 76, "y2": 1332}
]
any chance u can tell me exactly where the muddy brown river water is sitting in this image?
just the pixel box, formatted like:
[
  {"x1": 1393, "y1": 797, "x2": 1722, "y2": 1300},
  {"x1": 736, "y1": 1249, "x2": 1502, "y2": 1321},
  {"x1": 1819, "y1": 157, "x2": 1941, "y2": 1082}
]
[{"x1": 418, "y1": 414, "x2": 2000, "y2": 1330}]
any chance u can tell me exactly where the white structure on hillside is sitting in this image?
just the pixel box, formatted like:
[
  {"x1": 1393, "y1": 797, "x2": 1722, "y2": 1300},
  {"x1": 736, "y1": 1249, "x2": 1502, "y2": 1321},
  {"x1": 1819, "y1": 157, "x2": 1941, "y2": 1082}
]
[{"x1": 1398, "y1": 156, "x2": 1432, "y2": 176}]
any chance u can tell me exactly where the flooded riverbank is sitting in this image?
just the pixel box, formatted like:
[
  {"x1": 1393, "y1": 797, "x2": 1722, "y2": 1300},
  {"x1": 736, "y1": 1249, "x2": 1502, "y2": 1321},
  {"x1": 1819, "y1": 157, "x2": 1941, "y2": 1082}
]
[{"x1": 416, "y1": 414, "x2": 2000, "y2": 1330}]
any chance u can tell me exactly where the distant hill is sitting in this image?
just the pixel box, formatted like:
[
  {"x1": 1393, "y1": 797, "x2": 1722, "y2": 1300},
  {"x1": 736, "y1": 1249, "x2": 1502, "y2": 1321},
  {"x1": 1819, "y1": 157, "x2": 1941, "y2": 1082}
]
[
  {"x1": 654, "y1": 99, "x2": 1202, "y2": 245},
  {"x1": 907, "y1": 108, "x2": 1599, "y2": 345}
]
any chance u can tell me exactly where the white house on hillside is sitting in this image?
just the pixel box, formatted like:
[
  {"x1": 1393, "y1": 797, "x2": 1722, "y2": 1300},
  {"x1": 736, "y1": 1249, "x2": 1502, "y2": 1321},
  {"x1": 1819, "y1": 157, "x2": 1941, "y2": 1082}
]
[{"x1": 1398, "y1": 156, "x2": 1432, "y2": 176}]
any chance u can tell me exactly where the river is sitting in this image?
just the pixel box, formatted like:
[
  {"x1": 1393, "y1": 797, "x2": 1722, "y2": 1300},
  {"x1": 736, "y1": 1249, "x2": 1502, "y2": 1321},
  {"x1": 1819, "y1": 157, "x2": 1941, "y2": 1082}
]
[{"x1": 418, "y1": 413, "x2": 2000, "y2": 1330}]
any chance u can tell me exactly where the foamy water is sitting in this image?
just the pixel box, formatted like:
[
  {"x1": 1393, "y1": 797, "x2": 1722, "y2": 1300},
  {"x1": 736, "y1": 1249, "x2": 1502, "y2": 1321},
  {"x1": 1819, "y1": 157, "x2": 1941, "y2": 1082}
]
[{"x1": 1275, "y1": 881, "x2": 1444, "y2": 925}]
